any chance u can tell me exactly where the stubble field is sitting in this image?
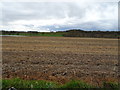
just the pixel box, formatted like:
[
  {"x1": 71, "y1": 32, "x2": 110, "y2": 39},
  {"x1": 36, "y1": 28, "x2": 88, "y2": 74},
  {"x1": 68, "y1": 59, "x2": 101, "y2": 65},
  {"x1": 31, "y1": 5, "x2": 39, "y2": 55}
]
[{"x1": 2, "y1": 36, "x2": 118, "y2": 86}]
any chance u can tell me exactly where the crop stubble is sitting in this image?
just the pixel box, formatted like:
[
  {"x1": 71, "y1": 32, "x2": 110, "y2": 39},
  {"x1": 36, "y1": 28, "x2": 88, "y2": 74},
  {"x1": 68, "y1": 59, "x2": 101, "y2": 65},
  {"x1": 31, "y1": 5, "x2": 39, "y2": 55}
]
[{"x1": 2, "y1": 36, "x2": 118, "y2": 86}]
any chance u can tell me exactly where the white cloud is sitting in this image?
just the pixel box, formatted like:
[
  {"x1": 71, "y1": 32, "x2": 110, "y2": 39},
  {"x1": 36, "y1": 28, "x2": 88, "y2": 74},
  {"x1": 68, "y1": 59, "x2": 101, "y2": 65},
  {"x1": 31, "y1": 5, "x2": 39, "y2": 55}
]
[
  {"x1": 1, "y1": 1, "x2": 118, "y2": 31},
  {"x1": 1, "y1": 0, "x2": 119, "y2": 2}
]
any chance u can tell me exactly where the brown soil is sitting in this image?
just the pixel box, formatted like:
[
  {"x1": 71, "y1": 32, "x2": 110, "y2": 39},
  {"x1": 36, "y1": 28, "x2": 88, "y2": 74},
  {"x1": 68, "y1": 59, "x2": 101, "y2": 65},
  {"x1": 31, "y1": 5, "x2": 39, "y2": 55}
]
[{"x1": 2, "y1": 36, "x2": 118, "y2": 86}]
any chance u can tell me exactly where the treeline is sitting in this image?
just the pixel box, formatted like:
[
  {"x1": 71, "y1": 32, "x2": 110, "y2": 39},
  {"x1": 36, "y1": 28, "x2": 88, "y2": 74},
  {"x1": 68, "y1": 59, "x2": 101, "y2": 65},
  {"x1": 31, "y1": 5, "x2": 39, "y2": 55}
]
[
  {"x1": 62, "y1": 29, "x2": 119, "y2": 38},
  {"x1": 1, "y1": 31, "x2": 39, "y2": 35},
  {"x1": 0, "y1": 29, "x2": 119, "y2": 38}
]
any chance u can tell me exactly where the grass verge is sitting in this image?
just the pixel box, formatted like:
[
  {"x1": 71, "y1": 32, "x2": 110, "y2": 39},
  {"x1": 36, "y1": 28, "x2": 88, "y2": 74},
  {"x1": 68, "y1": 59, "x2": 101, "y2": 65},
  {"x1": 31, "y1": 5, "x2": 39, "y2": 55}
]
[{"x1": 2, "y1": 78, "x2": 119, "y2": 89}]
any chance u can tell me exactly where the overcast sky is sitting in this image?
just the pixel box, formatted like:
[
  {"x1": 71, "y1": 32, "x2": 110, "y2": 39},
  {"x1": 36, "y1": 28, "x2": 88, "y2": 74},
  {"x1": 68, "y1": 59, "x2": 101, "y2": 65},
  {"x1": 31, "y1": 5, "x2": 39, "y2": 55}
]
[{"x1": 0, "y1": 0, "x2": 118, "y2": 32}]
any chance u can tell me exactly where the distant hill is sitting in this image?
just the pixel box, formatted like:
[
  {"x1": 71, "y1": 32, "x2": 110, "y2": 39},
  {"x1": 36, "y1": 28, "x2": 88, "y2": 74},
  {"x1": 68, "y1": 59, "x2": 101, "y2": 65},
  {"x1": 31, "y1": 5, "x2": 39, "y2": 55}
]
[
  {"x1": 62, "y1": 29, "x2": 119, "y2": 38},
  {"x1": 0, "y1": 29, "x2": 119, "y2": 38}
]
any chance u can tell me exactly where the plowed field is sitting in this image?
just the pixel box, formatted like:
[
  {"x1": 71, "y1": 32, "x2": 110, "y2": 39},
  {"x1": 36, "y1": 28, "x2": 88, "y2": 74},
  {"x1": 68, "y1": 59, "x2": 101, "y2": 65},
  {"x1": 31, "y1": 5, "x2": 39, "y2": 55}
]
[{"x1": 2, "y1": 36, "x2": 118, "y2": 86}]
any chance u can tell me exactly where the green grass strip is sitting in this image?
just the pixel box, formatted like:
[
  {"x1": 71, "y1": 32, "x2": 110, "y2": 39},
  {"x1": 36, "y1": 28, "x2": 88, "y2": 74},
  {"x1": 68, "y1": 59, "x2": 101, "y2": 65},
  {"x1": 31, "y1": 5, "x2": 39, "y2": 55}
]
[{"x1": 2, "y1": 78, "x2": 119, "y2": 89}]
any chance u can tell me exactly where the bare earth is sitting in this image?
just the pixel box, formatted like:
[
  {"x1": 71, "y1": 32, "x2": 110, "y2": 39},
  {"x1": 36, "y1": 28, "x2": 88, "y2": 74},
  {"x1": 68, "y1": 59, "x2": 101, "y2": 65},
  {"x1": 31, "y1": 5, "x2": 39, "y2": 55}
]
[{"x1": 2, "y1": 36, "x2": 118, "y2": 86}]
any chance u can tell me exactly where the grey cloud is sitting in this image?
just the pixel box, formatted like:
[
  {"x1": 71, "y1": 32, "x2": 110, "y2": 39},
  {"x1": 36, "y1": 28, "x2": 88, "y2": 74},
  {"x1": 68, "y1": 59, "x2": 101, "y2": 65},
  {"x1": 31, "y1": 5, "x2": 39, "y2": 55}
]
[
  {"x1": 2, "y1": 2, "x2": 86, "y2": 23},
  {"x1": 38, "y1": 18, "x2": 118, "y2": 31},
  {"x1": 1, "y1": 1, "x2": 118, "y2": 31}
]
